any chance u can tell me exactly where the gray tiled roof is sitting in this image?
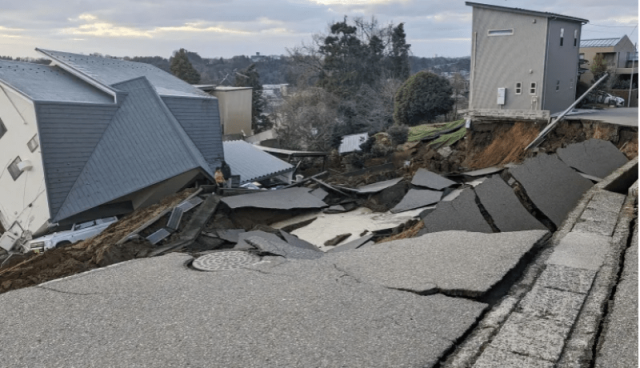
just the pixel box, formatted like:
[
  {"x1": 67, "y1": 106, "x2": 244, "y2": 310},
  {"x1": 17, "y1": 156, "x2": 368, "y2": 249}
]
[
  {"x1": 0, "y1": 60, "x2": 112, "y2": 103},
  {"x1": 580, "y1": 38, "x2": 621, "y2": 48},
  {"x1": 37, "y1": 49, "x2": 210, "y2": 98},
  {"x1": 52, "y1": 77, "x2": 213, "y2": 222},
  {"x1": 223, "y1": 140, "x2": 294, "y2": 184},
  {"x1": 465, "y1": 2, "x2": 588, "y2": 23}
]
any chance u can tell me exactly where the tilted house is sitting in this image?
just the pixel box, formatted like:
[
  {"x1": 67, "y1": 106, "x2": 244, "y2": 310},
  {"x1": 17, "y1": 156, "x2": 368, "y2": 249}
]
[
  {"x1": 0, "y1": 49, "x2": 224, "y2": 242},
  {"x1": 466, "y1": 2, "x2": 588, "y2": 117}
]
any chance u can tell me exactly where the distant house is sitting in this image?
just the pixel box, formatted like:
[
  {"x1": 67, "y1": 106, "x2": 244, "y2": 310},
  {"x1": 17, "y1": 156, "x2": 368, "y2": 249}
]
[
  {"x1": 466, "y1": 2, "x2": 588, "y2": 116},
  {"x1": 579, "y1": 36, "x2": 638, "y2": 87},
  {"x1": 0, "y1": 49, "x2": 224, "y2": 243},
  {"x1": 197, "y1": 85, "x2": 253, "y2": 136}
]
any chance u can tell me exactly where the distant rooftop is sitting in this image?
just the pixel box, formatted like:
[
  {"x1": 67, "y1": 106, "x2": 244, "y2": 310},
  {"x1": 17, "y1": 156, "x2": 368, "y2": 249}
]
[
  {"x1": 37, "y1": 49, "x2": 211, "y2": 99},
  {"x1": 0, "y1": 59, "x2": 112, "y2": 104},
  {"x1": 580, "y1": 38, "x2": 623, "y2": 48},
  {"x1": 465, "y1": 2, "x2": 589, "y2": 24}
]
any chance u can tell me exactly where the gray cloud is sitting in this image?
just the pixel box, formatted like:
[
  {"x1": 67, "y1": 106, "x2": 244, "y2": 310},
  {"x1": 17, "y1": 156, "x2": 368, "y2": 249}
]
[{"x1": 0, "y1": 0, "x2": 636, "y2": 59}]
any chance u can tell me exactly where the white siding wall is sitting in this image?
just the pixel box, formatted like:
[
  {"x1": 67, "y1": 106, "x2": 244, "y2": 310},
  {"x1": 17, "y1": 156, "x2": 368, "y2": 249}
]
[
  {"x1": 470, "y1": 8, "x2": 549, "y2": 110},
  {"x1": 0, "y1": 85, "x2": 50, "y2": 235}
]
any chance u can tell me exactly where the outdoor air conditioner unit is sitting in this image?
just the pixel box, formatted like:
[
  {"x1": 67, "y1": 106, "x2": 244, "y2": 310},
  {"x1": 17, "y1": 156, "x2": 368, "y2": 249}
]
[
  {"x1": 17, "y1": 160, "x2": 32, "y2": 171},
  {"x1": 0, "y1": 232, "x2": 18, "y2": 251}
]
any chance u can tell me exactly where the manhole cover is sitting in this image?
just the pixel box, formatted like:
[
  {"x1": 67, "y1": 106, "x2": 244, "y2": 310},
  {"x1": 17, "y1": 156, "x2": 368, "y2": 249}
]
[{"x1": 192, "y1": 251, "x2": 261, "y2": 272}]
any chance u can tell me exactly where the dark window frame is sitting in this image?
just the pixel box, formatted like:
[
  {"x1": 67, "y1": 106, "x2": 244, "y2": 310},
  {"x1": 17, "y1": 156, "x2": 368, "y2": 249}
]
[
  {"x1": 27, "y1": 134, "x2": 39, "y2": 152},
  {"x1": 0, "y1": 118, "x2": 6, "y2": 140},
  {"x1": 515, "y1": 82, "x2": 522, "y2": 95},
  {"x1": 8, "y1": 156, "x2": 22, "y2": 181}
]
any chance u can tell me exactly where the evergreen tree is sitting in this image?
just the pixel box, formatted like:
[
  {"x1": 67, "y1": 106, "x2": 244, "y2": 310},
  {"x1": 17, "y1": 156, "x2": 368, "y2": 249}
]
[
  {"x1": 389, "y1": 23, "x2": 410, "y2": 81},
  {"x1": 170, "y1": 48, "x2": 201, "y2": 84},
  {"x1": 236, "y1": 63, "x2": 271, "y2": 132},
  {"x1": 393, "y1": 71, "x2": 454, "y2": 126}
]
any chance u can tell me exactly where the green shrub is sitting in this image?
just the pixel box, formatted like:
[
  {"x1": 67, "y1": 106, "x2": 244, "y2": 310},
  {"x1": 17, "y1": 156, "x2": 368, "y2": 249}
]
[
  {"x1": 386, "y1": 124, "x2": 409, "y2": 145},
  {"x1": 393, "y1": 71, "x2": 454, "y2": 126}
]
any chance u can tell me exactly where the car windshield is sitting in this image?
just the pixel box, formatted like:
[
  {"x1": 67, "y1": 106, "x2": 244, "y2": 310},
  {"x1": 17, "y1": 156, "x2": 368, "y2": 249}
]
[{"x1": 74, "y1": 220, "x2": 96, "y2": 231}]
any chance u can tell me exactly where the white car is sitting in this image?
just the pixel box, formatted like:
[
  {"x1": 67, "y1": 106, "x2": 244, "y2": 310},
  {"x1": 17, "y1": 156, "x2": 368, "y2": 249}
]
[{"x1": 25, "y1": 216, "x2": 118, "y2": 253}]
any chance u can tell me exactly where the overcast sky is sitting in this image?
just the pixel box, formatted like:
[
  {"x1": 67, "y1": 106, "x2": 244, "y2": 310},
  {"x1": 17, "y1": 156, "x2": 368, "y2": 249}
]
[{"x1": 0, "y1": 0, "x2": 637, "y2": 60}]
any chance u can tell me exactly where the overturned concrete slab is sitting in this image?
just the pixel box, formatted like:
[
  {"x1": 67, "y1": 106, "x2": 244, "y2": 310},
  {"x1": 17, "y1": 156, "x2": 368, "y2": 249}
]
[
  {"x1": 234, "y1": 230, "x2": 284, "y2": 250},
  {"x1": 221, "y1": 187, "x2": 327, "y2": 210},
  {"x1": 557, "y1": 139, "x2": 629, "y2": 179},
  {"x1": 327, "y1": 235, "x2": 374, "y2": 253},
  {"x1": 509, "y1": 154, "x2": 593, "y2": 228},
  {"x1": 348, "y1": 177, "x2": 403, "y2": 194},
  {"x1": 474, "y1": 176, "x2": 547, "y2": 232},
  {"x1": 329, "y1": 230, "x2": 549, "y2": 296},
  {"x1": 216, "y1": 229, "x2": 245, "y2": 243},
  {"x1": 2, "y1": 254, "x2": 487, "y2": 368},
  {"x1": 309, "y1": 188, "x2": 328, "y2": 200},
  {"x1": 391, "y1": 189, "x2": 442, "y2": 213},
  {"x1": 278, "y1": 230, "x2": 321, "y2": 252},
  {"x1": 419, "y1": 189, "x2": 493, "y2": 235},
  {"x1": 411, "y1": 168, "x2": 457, "y2": 190},
  {"x1": 245, "y1": 236, "x2": 323, "y2": 260},
  {"x1": 461, "y1": 166, "x2": 504, "y2": 177}
]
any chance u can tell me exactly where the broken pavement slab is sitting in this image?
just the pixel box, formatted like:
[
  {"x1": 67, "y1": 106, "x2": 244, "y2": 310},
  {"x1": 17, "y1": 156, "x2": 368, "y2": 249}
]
[
  {"x1": 245, "y1": 236, "x2": 323, "y2": 260},
  {"x1": 474, "y1": 176, "x2": 547, "y2": 232},
  {"x1": 342, "y1": 177, "x2": 404, "y2": 194},
  {"x1": 327, "y1": 234, "x2": 374, "y2": 253},
  {"x1": 0, "y1": 253, "x2": 487, "y2": 368},
  {"x1": 328, "y1": 230, "x2": 549, "y2": 296},
  {"x1": 278, "y1": 230, "x2": 321, "y2": 252},
  {"x1": 221, "y1": 187, "x2": 327, "y2": 210},
  {"x1": 557, "y1": 138, "x2": 629, "y2": 179},
  {"x1": 411, "y1": 168, "x2": 457, "y2": 190},
  {"x1": 419, "y1": 188, "x2": 493, "y2": 235},
  {"x1": 391, "y1": 188, "x2": 442, "y2": 213},
  {"x1": 509, "y1": 154, "x2": 593, "y2": 228}
]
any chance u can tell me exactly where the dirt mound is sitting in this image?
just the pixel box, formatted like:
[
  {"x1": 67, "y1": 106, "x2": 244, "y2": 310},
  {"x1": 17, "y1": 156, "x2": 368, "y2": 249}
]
[
  {"x1": 0, "y1": 189, "x2": 195, "y2": 294},
  {"x1": 465, "y1": 122, "x2": 541, "y2": 169}
]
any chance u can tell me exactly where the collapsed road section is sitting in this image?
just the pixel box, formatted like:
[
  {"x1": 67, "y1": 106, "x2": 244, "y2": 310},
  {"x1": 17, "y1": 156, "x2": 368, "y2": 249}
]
[{"x1": 0, "y1": 117, "x2": 636, "y2": 367}]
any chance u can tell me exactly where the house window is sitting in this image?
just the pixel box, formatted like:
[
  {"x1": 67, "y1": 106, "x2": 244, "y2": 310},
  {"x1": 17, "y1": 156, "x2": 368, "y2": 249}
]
[
  {"x1": 27, "y1": 134, "x2": 39, "y2": 152},
  {"x1": 556, "y1": 80, "x2": 560, "y2": 91},
  {"x1": 530, "y1": 82, "x2": 537, "y2": 95},
  {"x1": 7, "y1": 156, "x2": 22, "y2": 181},
  {"x1": 560, "y1": 28, "x2": 564, "y2": 46},
  {"x1": 0, "y1": 119, "x2": 6, "y2": 140},
  {"x1": 515, "y1": 82, "x2": 522, "y2": 95},
  {"x1": 488, "y1": 29, "x2": 514, "y2": 36},
  {"x1": 574, "y1": 29, "x2": 578, "y2": 47}
]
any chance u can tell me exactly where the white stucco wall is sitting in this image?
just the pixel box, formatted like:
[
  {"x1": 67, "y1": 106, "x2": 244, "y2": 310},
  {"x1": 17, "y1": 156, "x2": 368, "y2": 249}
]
[{"x1": 0, "y1": 84, "x2": 50, "y2": 236}]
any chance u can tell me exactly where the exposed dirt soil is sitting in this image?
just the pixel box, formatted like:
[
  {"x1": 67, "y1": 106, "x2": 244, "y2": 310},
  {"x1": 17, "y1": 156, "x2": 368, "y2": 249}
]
[
  {"x1": 464, "y1": 122, "x2": 542, "y2": 169},
  {"x1": 376, "y1": 221, "x2": 424, "y2": 244},
  {"x1": 0, "y1": 189, "x2": 195, "y2": 294}
]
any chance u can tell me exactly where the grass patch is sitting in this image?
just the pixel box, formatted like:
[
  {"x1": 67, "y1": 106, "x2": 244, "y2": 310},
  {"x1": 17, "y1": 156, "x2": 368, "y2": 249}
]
[
  {"x1": 407, "y1": 120, "x2": 465, "y2": 142},
  {"x1": 428, "y1": 127, "x2": 467, "y2": 147}
]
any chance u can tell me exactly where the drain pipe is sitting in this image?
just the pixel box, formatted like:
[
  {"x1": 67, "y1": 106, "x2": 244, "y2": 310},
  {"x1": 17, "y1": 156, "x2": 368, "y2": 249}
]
[{"x1": 525, "y1": 73, "x2": 609, "y2": 151}]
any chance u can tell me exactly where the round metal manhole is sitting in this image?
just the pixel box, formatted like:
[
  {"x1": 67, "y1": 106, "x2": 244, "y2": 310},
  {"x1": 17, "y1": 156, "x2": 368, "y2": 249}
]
[{"x1": 191, "y1": 251, "x2": 261, "y2": 272}]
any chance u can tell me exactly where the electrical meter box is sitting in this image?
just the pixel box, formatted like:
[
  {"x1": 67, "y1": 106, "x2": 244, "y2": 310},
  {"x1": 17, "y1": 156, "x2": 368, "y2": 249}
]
[{"x1": 497, "y1": 88, "x2": 506, "y2": 105}]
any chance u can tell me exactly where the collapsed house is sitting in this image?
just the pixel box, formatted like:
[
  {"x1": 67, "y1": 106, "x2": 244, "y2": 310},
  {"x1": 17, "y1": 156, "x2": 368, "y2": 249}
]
[{"x1": 0, "y1": 49, "x2": 225, "y2": 247}]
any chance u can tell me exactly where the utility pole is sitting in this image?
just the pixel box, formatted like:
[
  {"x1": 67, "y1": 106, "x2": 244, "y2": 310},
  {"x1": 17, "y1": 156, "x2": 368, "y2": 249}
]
[{"x1": 628, "y1": 44, "x2": 636, "y2": 107}]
